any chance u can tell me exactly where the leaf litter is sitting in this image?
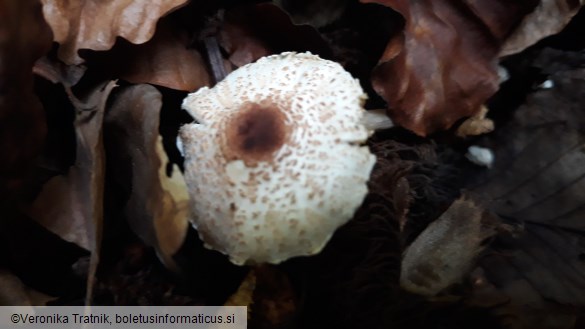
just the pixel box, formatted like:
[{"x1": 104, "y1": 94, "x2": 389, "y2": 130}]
[
  {"x1": 1, "y1": 1, "x2": 585, "y2": 329},
  {"x1": 464, "y1": 51, "x2": 585, "y2": 328}
]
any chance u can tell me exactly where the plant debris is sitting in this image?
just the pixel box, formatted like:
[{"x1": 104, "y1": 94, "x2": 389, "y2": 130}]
[{"x1": 1, "y1": 1, "x2": 585, "y2": 329}]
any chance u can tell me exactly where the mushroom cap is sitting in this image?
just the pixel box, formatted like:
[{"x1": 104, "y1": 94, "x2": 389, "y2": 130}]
[{"x1": 180, "y1": 52, "x2": 376, "y2": 265}]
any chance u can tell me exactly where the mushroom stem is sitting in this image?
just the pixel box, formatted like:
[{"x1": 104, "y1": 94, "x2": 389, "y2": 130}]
[{"x1": 362, "y1": 109, "x2": 394, "y2": 131}]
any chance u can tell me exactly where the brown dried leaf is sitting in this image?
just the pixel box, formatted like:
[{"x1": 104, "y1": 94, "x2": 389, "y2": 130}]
[
  {"x1": 501, "y1": 0, "x2": 585, "y2": 56},
  {"x1": 0, "y1": 0, "x2": 52, "y2": 199},
  {"x1": 219, "y1": 3, "x2": 331, "y2": 68},
  {"x1": 26, "y1": 177, "x2": 91, "y2": 249},
  {"x1": 26, "y1": 81, "x2": 114, "y2": 250},
  {"x1": 104, "y1": 84, "x2": 189, "y2": 270},
  {"x1": 287, "y1": 135, "x2": 469, "y2": 328},
  {"x1": 224, "y1": 269, "x2": 255, "y2": 312},
  {"x1": 154, "y1": 136, "x2": 190, "y2": 268},
  {"x1": 0, "y1": 270, "x2": 54, "y2": 306},
  {"x1": 362, "y1": 0, "x2": 536, "y2": 136},
  {"x1": 26, "y1": 80, "x2": 115, "y2": 304},
  {"x1": 224, "y1": 265, "x2": 297, "y2": 328},
  {"x1": 468, "y1": 53, "x2": 585, "y2": 327},
  {"x1": 249, "y1": 266, "x2": 297, "y2": 329},
  {"x1": 33, "y1": 55, "x2": 86, "y2": 87},
  {"x1": 41, "y1": 0, "x2": 189, "y2": 65},
  {"x1": 456, "y1": 105, "x2": 495, "y2": 138},
  {"x1": 401, "y1": 197, "x2": 495, "y2": 296},
  {"x1": 47, "y1": 17, "x2": 210, "y2": 92},
  {"x1": 115, "y1": 20, "x2": 210, "y2": 91}
]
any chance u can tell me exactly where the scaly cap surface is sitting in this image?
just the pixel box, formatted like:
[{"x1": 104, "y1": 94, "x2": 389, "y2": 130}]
[{"x1": 180, "y1": 52, "x2": 376, "y2": 264}]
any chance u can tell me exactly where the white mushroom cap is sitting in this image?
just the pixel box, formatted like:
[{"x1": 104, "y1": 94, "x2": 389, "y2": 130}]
[{"x1": 180, "y1": 52, "x2": 376, "y2": 265}]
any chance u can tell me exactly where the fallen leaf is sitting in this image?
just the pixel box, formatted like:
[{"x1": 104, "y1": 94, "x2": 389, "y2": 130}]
[
  {"x1": 104, "y1": 84, "x2": 189, "y2": 271},
  {"x1": 362, "y1": 0, "x2": 537, "y2": 136},
  {"x1": 219, "y1": 3, "x2": 331, "y2": 68},
  {"x1": 288, "y1": 137, "x2": 455, "y2": 329},
  {"x1": 41, "y1": 0, "x2": 189, "y2": 65},
  {"x1": 25, "y1": 80, "x2": 116, "y2": 305},
  {"x1": 37, "y1": 17, "x2": 210, "y2": 93},
  {"x1": 26, "y1": 177, "x2": 90, "y2": 249},
  {"x1": 467, "y1": 51, "x2": 585, "y2": 327},
  {"x1": 249, "y1": 266, "x2": 297, "y2": 329},
  {"x1": 0, "y1": 209, "x2": 89, "y2": 298},
  {"x1": 0, "y1": 0, "x2": 52, "y2": 199},
  {"x1": 0, "y1": 270, "x2": 55, "y2": 306},
  {"x1": 29, "y1": 55, "x2": 84, "y2": 187},
  {"x1": 224, "y1": 269, "x2": 255, "y2": 314},
  {"x1": 362, "y1": 109, "x2": 395, "y2": 131},
  {"x1": 456, "y1": 105, "x2": 495, "y2": 138},
  {"x1": 401, "y1": 196, "x2": 495, "y2": 296},
  {"x1": 154, "y1": 136, "x2": 190, "y2": 269},
  {"x1": 33, "y1": 55, "x2": 87, "y2": 87},
  {"x1": 113, "y1": 20, "x2": 210, "y2": 91},
  {"x1": 501, "y1": 0, "x2": 585, "y2": 56}
]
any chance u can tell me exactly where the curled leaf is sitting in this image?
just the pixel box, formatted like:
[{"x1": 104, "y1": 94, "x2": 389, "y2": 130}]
[
  {"x1": 501, "y1": 0, "x2": 585, "y2": 56},
  {"x1": 401, "y1": 197, "x2": 494, "y2": 296},
  {"x1": 33, "y1": 55, "x2": 86, "y2": 87},
  {"x1": 362, "y1": 0, "x2": 536, "y2": 135},
  {"x1": 41, "y1": 0, "x2": 189, "y2": 64},
  {"x1": 154, "y1": 136, "x2": 190, "y2": 268},
  {"x1": 456, "y1": 105, "x2": 495, "y2": 138},
  {"x1": 104, "y1": 84, "x2": 189, "y2": 270},
  {"x1": 115, "y1": 20, "x2": 210, "y2": 91},
  {"x1": 26, "y1": 81, "x2": 116, "y2": 305}
]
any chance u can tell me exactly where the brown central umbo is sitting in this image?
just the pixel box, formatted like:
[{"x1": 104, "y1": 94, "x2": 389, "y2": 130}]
[{"x1": 223, "y1": 101, "x2": 289, "y2": 165}]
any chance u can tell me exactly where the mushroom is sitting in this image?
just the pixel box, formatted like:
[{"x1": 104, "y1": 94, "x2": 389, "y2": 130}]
[{"x1": 180, "y1": 52, "x2": 381, "y2": 265}]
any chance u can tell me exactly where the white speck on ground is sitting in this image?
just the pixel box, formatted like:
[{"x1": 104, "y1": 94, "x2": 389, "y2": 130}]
[{"x1": 466, "y1": 146, "x2": 494, "y2": 168}]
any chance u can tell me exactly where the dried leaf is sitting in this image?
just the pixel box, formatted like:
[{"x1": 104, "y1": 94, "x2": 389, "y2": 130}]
[
  {"x1": 249, "y1": 266, "x2": 297, "y2": 329},
  {"x1": 27, "y1": 81, "x2": 114, "y2": 249},
  {"x1": 468, "y1": 53, "x2": 585, "y2": 327},
  {"x1": 0, "y1": 270, "x2": 54, "y2": 306},
  {"x1": 104, "y1": 84, "x2": 189, "y2": 270},
  {"x1": 401, "y1": 197, "x2": 495, "y2": 296},
  {"x1": 224, "y1": 269, "x2": 255, "y2": 312},
  {"x1": 288, "y1": 138, "x2": 449, "y2": 329},
  {"x1": 27, "y1": 81, "x2": 115, "y2": 305},
  {"x1": 115, "y1": 20, "x2": 210, "y2": 91},
  {"x1": 0, "y1": 208, "x2": 89, "y2": 298},
  {"x1": 456, "y1": 105, "x2": 495, "y2": 138},
  {"x1": 41, "y1": 0, "x2": 189, "y2": 65},
  {"x1": 362, "y1": 0, "x2": 536, "y2": 136},
  {"x1": 0, "y1": 0, "x2": 52, "y2": 199},
  {"x1": 219, "y1": 3, "x2": 331, "y2": 68},
  {"x1": 362, "y1": 109, "x2": 395, "y2": 131},
  {"x1": 154, "y1": 136, "x2": 190, "y2": 268},
  {"x1": 26, "y1": 177, "x2": 90, "y2": 249},
  {"x1": 33, "y1": 55, "x2": 86, "y2": 87},
  {"x1": 501, "y1": 0, "x2": 585, "y2": 56},
  {"x1": 218, "y1": 265, "x2": 298, "y2": 327},
  {"x1": 43, "y1": 17, "x2": 210, "y2": 92}
]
